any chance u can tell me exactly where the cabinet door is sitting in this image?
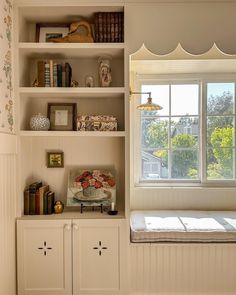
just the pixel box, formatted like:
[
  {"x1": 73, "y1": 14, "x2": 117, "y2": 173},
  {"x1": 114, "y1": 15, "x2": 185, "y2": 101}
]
[
  {"x1": 73, "y1": 220, "x2": 126, "y2": 295},
  {"x1": 17, "y1": 220, "x2": 72, "y2": 295}
]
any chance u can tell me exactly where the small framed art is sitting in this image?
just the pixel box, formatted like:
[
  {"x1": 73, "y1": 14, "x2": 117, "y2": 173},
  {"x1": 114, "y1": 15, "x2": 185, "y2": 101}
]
[
  {"x1": 47, "y1": 152, "x2": 64, "y2": 168},
  {"x1": 47, "y1": 103, "x2": 77, "y2": 131},
  {"x1": 36, "y1": 23, "x2": 70, "y2": 42}
]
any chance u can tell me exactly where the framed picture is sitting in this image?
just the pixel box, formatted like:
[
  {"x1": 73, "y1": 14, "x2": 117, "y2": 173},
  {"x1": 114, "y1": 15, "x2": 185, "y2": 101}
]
[
  {"x1": 67, "y1": 168, "x2": 116, "y2": 207},
  {"x1": 36, "y1": 23, "x2": 70, "y2": 42},
  {"x1": 47, "y1": 152, "x2": 64, "y2": 168},
  {"x1": 47, "y1": 103, "x2": 77, "y2": 131}
]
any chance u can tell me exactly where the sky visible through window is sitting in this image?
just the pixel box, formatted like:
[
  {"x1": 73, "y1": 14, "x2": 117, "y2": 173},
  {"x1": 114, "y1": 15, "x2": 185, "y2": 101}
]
[{"x1": 142, "y1": 83, "x2": 234, "y2": 116}]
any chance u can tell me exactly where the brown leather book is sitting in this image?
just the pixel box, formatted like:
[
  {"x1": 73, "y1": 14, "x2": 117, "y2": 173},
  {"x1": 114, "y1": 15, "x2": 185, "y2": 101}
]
[{"x1": 37, "y1": 61, "x2": 45, "y2": 87}]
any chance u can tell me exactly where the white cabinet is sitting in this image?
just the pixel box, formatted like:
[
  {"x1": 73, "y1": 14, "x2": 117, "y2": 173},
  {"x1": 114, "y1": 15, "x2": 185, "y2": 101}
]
[
  {"x1": 17, "y1": 219, "x2": 72, "y2": 295},
  {"x1": 17, "y1": 219, "x2": 127, "y2": 295}
]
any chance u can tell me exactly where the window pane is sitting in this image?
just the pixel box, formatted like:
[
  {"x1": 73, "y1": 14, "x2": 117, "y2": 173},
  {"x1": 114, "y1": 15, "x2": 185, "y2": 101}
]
[
  {"x1": 141, "y1": 118, "x2": 169, "y2": 149},
  {"x1": 207, "y1": 148, "x2": 234, "y2": 179},
  {"x1": 171, "y1": 84, "x2": 199, "y2": 116},
  {"x1": 207, "y1": 116, "x2": 234, "y2": 148},
  {"x1": 207, "y1": 83, "x2": 234, "y2": 115},
  {"x1": 171, "y1": 149, "x2": 199, "y2": 179},
  {"x1": 171, "y1": 117, "x2": 199, "y2": 148},
  {"x1": 142, "y1": 85, "x2": 169, "y2": 116},
  {"x1": 142, "y1": 150, "x2": 168, "y2": 180}
]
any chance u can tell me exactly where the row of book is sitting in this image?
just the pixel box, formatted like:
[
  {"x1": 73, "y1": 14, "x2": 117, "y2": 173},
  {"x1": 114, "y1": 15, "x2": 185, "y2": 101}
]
[
  {"x1": 37, "y1": 61, "x2": 72, "y2": 87},
  {"x1": 94, "y1": 12, "x2": 124, "y2": 43},
  {"x1": 24, "y1": 181, "x2": 55, "y2": 215}
]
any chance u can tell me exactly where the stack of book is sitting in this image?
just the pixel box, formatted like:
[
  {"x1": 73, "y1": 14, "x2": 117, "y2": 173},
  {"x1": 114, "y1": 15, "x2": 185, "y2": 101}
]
[
  {"x1": 94, "y1": 12, "x2": 124, "y2": 43},
  {"x1": 37, "y1": 61, "x2": 72, "y2": 87},
  {"x1": 24, "y1": 181, "x2": 55, "y2": 215}
]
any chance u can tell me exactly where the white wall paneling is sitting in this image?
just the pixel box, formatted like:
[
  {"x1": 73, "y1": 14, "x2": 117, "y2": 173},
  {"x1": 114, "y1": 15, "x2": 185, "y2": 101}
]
[
  {"x1": 130, "y1": 243, "x2": 236, "y2": 295},
  {"x1": 0, "y1": 134, "x2": 17, "y2": 295}
]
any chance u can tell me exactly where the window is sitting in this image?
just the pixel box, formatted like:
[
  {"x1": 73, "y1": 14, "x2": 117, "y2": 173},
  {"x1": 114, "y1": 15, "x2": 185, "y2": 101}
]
[
  {"x1": 206, "y1": 83, "x2": 235, "y2": 180},
  {"x1": 137, "y1": 79, "x2": 236, "y2": 185}
]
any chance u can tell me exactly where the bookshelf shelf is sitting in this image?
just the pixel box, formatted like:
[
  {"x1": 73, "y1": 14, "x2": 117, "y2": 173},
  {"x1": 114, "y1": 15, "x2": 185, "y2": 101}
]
[
  {"x1": 19, "y1": 87, "x2": 125, "y2": 98},
  {"x1": 19, "y1": 131, "x2": 127, "y2": 137},
  {"x1": 19, "y1": 42, "x2": 125, "y2": 59}
]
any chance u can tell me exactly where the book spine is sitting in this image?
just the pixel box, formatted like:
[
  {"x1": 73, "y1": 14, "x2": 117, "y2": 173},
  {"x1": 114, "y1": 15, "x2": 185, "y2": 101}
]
[
  {"x1": 35, "y1": 190, "x2": 40, "y2": 215},
  {"x1": 118, "y1": 12, "x2": 123, "y2": 42},
  {"x1": 65, "y1": 62, "x2": 72, "y2": 87},
  {"x1": 103, "y1": 12, "x2": 107, "y2": 43},
  {"x1": 110, "y1": 13, "x2": 115, "y2": 42},
  {"x1": 114, "y1": 13, "x2": 119, "y2": 42},
  {"x1": 57, "y1": 64, "x2": 62, "y2": 87},
  {"x1": 98, "y1": 12, "x2": 103, "y2": 42},
  {"x1": 24, "y1": 189, "x2": 29, "y2": 215},
  {"x1": 39, "y1": 185, "x2": 49, "y2": 215},
  {"x1": 120, "y1": 12, "x2": 124, "y2": 42},
  {"x1": 37, "y1": 61, "x2": 45, "y2": 87},
  {"x1": 62, "y1": 64, "x2": 66, "y2": 87},
  {"x1": 94, "y1": 13, "x2": 99, "y2": 42},
  {"x1": 43, "y1": 191, "x2": 49, "y2": 214},
  {"x1": 50, "y1": 60, "x2": 54, "y2": 87},
  {"x1": 47, "y1": 192, "x2": 55, "y2": 214},
  {"x1": 107, "y1": 12, "x2": 111, "y2": 43},
  {"x1": 44, "y1": 63, "x2": 50, "y2": 87},
  {"x1": 53, "y1": 63, "x2": 58, "y2": 87},
  {"x1": 29, "y1": 192, "x2": 36, "y2": 215}
]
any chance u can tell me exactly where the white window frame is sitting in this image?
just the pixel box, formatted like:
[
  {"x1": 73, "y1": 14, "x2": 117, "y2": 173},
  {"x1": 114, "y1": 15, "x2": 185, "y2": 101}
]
[{"x1": 132, "y1": 73, "x2": 236, "y2": 187}]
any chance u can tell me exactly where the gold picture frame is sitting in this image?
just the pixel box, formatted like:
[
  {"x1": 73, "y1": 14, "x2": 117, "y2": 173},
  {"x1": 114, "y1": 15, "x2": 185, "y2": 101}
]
[{"x1": 47, "y1": 152, "x2": 64, "y2": 168}]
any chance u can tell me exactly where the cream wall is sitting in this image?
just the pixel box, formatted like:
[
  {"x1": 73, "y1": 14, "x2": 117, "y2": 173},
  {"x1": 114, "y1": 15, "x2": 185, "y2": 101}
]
[{"x1": 126, "y1": 1, "x2": 236, "y2": 210}]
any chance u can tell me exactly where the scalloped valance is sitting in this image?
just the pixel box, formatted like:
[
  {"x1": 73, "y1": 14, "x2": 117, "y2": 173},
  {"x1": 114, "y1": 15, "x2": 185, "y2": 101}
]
[{"x1": 130, "y1": 44, "x2": 236, "y2": 74}]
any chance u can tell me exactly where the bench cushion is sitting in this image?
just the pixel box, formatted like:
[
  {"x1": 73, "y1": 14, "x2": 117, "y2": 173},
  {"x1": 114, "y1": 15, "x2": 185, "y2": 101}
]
[{"x1": 130, "y1": 210, "x2": 236, "y2": 242}]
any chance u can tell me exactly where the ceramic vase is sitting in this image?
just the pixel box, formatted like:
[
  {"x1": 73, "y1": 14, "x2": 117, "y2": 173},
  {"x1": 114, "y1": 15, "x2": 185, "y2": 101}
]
[{"x1": 30, "y1": 113, "x2": 50, "y2": 131}]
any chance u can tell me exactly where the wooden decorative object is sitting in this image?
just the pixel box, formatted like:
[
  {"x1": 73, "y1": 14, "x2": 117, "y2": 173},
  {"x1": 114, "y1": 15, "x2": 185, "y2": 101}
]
[{"x1": 51, "y1": 21, "x2": 94, "y2": 43}]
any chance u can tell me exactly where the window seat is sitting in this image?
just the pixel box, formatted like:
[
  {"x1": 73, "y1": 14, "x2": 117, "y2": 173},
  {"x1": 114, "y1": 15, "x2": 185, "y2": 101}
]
[{"x1": 130, "y1": 210, "x2": 236, "y2": 243}]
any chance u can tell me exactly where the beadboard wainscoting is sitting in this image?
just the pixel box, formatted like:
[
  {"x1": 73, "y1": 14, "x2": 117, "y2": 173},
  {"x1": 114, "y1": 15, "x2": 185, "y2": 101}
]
[
  {"x1": 130, "y1": 243, "x2": 236, "y2": 295},
  {"x1": 0, "y1": 133, "x2": 17, "y2": 295}
]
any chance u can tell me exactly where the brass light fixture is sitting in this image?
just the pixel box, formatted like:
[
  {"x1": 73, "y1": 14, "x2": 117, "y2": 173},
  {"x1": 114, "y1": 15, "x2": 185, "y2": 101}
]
[{"x1": 130, "y1": 90, "x2": 163, "y2": 111}]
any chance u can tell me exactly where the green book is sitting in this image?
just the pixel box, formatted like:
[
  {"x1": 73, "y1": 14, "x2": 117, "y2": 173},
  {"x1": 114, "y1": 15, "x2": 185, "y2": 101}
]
[
  {"x1": 47, "y1": 192, "x2": 55, "y2": 215},
  {"x1": 43, "y1": 191, "x2": 50, "y2": 215},
  {"x1": 24, "y1": 189, "x2": 30, "y2": 215}
]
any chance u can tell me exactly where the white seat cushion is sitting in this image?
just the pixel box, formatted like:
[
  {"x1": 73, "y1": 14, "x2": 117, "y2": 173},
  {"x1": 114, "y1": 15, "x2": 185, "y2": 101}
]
[{"x1": 130, "y1": 210, "x2": 236, "y2": 242}]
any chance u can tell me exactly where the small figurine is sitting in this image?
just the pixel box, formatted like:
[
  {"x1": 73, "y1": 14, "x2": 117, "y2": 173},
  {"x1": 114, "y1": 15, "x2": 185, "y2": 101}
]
[
  {"x1": 54, "y1": 200, "x2": 64, "y2": 214},
  {"x1": 85, "y1": 75, "x2": 95, "y2": 87},
  {"x1": 32, "y1": 78, "x2": 39, "y2": 87},
  {"x1": 71, "y1": 80, "x2": 79, "y2": 87},
  {"x1": 98, "y1": 56, "x2": 112, "y2": 87}
]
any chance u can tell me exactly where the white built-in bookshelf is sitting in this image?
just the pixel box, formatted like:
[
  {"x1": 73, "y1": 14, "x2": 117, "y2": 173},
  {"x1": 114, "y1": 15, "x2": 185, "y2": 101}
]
[{"x1": 16, "y1": 1, "x2": 128, "y2": 218}]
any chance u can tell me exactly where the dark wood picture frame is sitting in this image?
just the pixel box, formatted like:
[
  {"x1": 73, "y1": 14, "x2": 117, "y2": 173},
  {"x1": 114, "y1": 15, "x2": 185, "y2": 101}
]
[
  {"x1": 47, "y1": 152, "x2": 64, "y2": 168},
  {"x1": 35, "y1": 23, "x2": 70, "y2": 42},
  {"x1": 47, "y1": 103, "x2": 77, "y2": 131}
]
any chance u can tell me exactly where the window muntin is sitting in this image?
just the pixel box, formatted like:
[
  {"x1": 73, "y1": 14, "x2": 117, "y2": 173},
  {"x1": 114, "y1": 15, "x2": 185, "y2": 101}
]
[{"x1": 139, "y1": 80, "x2": 236, "y2": 184}]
